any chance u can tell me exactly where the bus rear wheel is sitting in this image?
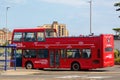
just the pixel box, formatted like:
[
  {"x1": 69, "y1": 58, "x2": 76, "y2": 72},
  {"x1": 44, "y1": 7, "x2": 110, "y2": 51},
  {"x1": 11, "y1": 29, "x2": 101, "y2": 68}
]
[
  {"x1": 25, "y1": 62, "x2": 33, "y2": 69},
  {"x1": 71, "y1": 62, "x2": 80, "y2": 71}
]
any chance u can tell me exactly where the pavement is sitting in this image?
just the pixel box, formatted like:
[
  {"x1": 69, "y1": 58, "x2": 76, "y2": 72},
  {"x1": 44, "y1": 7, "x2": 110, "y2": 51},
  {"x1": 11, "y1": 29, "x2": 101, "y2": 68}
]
[{"x1": 0, "y1": 68, "x2": 41, "y2": 75}]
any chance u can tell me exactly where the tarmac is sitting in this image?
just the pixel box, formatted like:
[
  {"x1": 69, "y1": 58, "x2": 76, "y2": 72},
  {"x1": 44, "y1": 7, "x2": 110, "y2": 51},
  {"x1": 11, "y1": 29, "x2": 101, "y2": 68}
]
[
  {"x1": 0, "y1": 68, "x2": 98, "y2": 80},
  {"x1": 0, "y1": 67, "x2": 120, "y2": 80},
  {"x1": 1, "y1": 67, "x2": 120, "y2": 76}
]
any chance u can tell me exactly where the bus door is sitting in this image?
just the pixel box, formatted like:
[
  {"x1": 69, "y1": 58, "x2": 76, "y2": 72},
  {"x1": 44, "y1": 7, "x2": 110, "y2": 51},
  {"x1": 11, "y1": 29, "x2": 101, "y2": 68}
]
[
  {"x1": 16, "y1": 49, "x2": 22, "y2": 67},
  {"x1": 49, "y1": 50, "x2": 60, "y2": 68},
  {"x1": 11, "y1": 49, "x2": 22, "y2": 67}
]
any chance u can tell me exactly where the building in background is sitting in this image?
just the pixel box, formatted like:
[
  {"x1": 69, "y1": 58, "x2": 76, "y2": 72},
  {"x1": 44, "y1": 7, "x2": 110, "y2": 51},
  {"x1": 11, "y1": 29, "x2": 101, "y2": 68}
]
[
  {"x1": 0, "y1": 28, "x2": 12, "y2": 45},
  {"x1": 37, "y1": 21, "x2": 69, "y2": 37}
]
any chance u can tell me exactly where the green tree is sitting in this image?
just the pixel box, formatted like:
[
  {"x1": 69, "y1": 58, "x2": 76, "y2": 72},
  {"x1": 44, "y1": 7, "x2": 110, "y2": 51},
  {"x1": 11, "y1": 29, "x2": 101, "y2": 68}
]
[
  {"x1": 114, "y1": 2, "x2": 120, "y2": 18},
  {"x1": 113, "y1": 28, "x2": 120, "y2": 35},
  {"x1": 114, "y1": 49, "x2": 120, "y2": 64}
]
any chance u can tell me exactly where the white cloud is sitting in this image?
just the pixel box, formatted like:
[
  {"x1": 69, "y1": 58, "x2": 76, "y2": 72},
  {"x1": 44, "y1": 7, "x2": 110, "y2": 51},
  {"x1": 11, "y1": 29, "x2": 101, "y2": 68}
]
[{"x1": 39, "y1": 0, "x2": 88, "y2": 7}]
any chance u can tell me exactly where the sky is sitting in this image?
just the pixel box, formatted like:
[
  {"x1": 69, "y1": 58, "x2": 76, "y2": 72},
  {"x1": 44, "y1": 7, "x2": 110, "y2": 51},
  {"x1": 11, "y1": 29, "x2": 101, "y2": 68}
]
[{"x1": 0, "y1": 0, "x2": 120, "y2": 36}]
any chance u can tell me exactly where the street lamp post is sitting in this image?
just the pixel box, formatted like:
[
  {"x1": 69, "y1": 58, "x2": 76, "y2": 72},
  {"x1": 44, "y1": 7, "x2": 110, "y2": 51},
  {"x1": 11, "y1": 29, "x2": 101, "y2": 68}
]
[
  {"x1": 89, "y1": 0, "x2": 92, "y2": 35},
  {"x1": 6, "y1": 7, "x2": 10, "y2": 45}
]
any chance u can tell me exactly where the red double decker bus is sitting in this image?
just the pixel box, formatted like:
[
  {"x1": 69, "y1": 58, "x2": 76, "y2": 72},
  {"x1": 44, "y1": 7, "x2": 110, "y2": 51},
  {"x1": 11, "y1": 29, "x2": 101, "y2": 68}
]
[{"x1": 11, "y1": 28, "x2": 114, "y2": 71}]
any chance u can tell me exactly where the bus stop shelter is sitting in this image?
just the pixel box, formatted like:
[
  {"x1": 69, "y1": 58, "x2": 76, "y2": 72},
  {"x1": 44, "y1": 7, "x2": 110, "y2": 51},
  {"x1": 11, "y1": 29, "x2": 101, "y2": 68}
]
[{"x1": 0, "y1": 44, "x2": 16, "y2": 71}]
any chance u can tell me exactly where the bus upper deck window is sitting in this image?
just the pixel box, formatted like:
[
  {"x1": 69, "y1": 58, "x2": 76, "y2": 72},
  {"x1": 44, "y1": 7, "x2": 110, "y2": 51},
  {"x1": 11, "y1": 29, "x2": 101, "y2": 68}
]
[
  {"x1": 45, "y1": 29, "x2": 57, "y2": 37},
  {"x1": 13, "y1": 32, "x2": 22, "y2": 41},
  {"x1": 37, "y1": 32, "x2": 45, "y2": 41},
  {"x1": 23, "y1": 32, "x2": 36, "y2": 42}
]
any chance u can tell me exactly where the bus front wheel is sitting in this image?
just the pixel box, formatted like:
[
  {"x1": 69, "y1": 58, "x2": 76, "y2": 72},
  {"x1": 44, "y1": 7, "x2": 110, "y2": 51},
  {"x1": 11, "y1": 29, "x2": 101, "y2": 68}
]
[
  {"x1": 71, "y1": 62, "x2": 80, "y2": 71},
  {"x1": 25, "y1": 62, "x2": 33, "y2": 69}
]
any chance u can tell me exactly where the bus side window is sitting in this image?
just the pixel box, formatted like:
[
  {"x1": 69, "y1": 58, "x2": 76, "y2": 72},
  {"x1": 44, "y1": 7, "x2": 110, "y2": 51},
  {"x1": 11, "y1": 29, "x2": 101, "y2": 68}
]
[
  {"x1": 74, "y1": 50, "x2": 81, "y2": 58},
  {"x1": 71, "y1": 49, "x2": 81, "y2": 58},
  {"x1": 38, "y1": 49, "x2": 48, "y2": 58},
  {"x1": 23, "y1": 50, "x2": 36, "y2": 58},
  {"x1": 82, "y1": 49, "x2": 91, "y2": 58},
  {"x1": 67, "y1": 50, "x2": 72, "y2": 58},
  {"x1": 37, "y1": 32, "x2": 45, "y2": 41},
  {"x1": 66, "y1": 49, "x2": 81, "y2": 58}
]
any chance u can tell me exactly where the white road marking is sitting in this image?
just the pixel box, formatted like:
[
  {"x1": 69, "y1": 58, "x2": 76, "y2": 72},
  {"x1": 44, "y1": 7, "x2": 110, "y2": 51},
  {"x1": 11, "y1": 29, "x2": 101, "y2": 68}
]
[
  {"x1": 55, "y1": 75, "x2": 111, "y2": 79},
  {"x1": 56, "y1": 75, "x2": 84, "y2": 78},
  {"x1": 88, "y1": 76, "x2": 110, "y2": 79}
]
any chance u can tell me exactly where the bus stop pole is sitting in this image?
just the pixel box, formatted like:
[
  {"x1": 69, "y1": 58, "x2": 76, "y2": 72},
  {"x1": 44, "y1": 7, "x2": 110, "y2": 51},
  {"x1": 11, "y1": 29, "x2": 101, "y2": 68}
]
[
  {"x1": 14, "y1": 48, "x2": 16, "y2": 70},
  {"x1": 5, "y1": 48, "x2": 7, "y2": 71}
]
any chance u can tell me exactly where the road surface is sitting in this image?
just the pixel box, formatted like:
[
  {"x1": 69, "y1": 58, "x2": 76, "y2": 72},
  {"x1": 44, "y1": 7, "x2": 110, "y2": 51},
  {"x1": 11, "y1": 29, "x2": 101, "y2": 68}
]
[{"x1": 0, "y1": 65, "x2": 120, "y2": 80}]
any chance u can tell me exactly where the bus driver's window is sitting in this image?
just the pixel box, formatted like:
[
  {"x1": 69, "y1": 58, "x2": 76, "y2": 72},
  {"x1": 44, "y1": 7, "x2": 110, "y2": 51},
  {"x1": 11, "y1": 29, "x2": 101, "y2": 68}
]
[
  {"x1": 37, "y1": 32, "x2": 45, "y2": 41},
  {"x1": 13, "y1": 32, "x2": 22, "y2": 41}
]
